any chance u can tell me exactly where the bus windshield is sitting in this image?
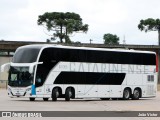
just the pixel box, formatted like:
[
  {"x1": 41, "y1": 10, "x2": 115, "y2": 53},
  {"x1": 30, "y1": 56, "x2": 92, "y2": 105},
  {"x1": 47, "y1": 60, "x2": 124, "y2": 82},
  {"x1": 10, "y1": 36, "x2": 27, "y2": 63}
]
[
  {"x1": 8, "y1": 66, "x2": 33, "y2": 87},
  {"x1": 12, "y1": 47, "x2": 41, "y2": 63}
]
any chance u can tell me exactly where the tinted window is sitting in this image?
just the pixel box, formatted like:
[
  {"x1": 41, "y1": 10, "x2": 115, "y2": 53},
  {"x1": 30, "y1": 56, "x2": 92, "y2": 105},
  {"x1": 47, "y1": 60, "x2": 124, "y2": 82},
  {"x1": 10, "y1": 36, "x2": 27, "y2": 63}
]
[
  {"x1": 54, "y1": 72, "x2": 125, "y2": 85},
  {"x1": 8, "y1": 66, "x2": 33, "y2": 87},
  {"x1": 13, "y1": 47, "x2": 41, "y2": 63},
  {"x1": 142, "y1": 54, "x2": 156, "y2": 65},
  {"x1": 36, "y1": 48, "x2": 57, "y2": 87},
  {"x1": 38, "y1": 47, "x2": 156, "y2": 65},
  {"x1": 86, "y1": 50, "x2": 155, "y2": 65}
]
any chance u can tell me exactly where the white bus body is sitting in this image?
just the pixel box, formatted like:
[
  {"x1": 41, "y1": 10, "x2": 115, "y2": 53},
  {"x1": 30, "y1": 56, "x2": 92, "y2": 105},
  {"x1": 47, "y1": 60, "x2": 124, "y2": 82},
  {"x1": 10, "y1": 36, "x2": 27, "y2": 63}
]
[{"x1": 2, "y1": 45, "x2": 157, "y2": 101}]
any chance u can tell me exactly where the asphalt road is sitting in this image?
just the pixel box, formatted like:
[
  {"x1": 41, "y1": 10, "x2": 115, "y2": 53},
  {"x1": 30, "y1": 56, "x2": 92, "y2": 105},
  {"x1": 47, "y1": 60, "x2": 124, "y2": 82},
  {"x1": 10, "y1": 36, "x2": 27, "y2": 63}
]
[{"x1": 0, "y1": 89, "x2": 160, "y2": 120}]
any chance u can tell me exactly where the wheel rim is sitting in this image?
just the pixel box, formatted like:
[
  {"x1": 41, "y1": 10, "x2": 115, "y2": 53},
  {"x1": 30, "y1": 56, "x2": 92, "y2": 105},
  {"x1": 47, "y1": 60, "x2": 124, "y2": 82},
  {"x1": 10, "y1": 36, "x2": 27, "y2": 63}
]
[
  {"x1": 124, "y1": 90, "x2": 130, "y2": 99},
  {"x1": 56, "y1": 91, "x2": 59, "y2": 97},
  {"x1": 69, "y1": 91, "x2": 72, "y2": 98},
  {"x1": 134, "y1": 90, "x2": 139, "y2": 98}
]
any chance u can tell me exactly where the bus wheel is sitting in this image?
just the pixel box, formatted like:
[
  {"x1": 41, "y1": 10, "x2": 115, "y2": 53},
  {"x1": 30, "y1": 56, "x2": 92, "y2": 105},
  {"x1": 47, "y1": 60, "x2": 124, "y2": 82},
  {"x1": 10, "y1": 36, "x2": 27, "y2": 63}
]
[
  {"x1": 65, "y1": 88, "x2": 72, "y2": 101},
  {"x1": 43, "y1": 98, "x2": 49, "y2": 101},
  {"x1": 29, "y1": 98, "x2": 35, "y2": 101},
  {"x1": 100, "y1": 98, "x2": 110, "y2": 100},
  {"x1": 122, "y1": 88, "x2": 131, "y2": 100},
  {"x1": 132, "y1": 89, "x2": 140, "y2": 100},
  {"x1": 52, "y1": 88, "x2": 59, "y2": 101}
]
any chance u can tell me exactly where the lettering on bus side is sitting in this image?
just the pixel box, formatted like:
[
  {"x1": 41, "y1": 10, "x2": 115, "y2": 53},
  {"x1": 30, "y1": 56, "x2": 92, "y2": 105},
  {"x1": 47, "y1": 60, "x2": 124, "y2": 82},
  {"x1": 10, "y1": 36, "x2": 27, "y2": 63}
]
[{"x1": 68, "y1": 63, "x2": 153, "y2": 74}]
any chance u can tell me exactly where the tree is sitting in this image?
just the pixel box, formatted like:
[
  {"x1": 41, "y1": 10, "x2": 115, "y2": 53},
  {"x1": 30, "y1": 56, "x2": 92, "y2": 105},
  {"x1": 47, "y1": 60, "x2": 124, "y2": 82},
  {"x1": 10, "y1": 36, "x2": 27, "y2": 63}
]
[
  {"x1": 103, "y1": 33, "x2": 119, "y2": 45},
  {"x1": 37, "y1": 12, "x2": 89, "y2": 43},
  {"x1": 138, "y1": 18, "x2": 160, "y2": 45}
]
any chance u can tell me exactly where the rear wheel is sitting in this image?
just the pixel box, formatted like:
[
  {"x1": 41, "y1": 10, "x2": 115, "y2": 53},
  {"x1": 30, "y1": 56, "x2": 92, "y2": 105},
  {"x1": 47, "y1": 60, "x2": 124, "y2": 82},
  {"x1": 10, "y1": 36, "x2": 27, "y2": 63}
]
[
  {"x1": 29, "y1": 98, "x2": 35, "y2": 101},
  {"x1": 132, "y1": 89, "x2": 141, "y2": 100},
  {"x1": 43, "y1": 98, "x2": 49, "y2": 101},
  {"x1": 52, "y1": 88, "x2": 59, "y2": 101},
  {"x1": 65, "y1": 88, "x2": 72, "y2": 101},
  {"x1": 122, "y1": 88, "x2": 131, "y2": 100}
]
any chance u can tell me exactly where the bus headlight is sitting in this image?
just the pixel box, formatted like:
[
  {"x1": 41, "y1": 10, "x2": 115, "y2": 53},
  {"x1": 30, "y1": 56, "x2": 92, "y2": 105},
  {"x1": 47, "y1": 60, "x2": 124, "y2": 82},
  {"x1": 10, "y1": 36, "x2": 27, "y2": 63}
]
[
  {"x1": 26, "y1": 88, "x2": 31, "y2": 92},
  {"x1": 8, "y1": 88, "x2": 12, "y2": 92}
]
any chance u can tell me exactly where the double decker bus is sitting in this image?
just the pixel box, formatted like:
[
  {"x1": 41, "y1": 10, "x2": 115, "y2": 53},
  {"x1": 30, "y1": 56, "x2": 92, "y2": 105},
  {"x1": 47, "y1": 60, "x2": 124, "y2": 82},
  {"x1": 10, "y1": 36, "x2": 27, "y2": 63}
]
[{"x1": 1, "y1": 44, "x2": 157, "y2": 101}]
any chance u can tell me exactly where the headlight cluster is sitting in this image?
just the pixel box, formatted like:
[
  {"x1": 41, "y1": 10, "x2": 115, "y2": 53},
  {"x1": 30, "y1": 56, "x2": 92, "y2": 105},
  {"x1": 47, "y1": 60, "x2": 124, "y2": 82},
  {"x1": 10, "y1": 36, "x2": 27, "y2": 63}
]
[
  {"x1": 26, "y1": 88, "x2": 31, "y2": 92},
  {"x1": 8, "y1": 88, "x2": 12, "y2": 92}
]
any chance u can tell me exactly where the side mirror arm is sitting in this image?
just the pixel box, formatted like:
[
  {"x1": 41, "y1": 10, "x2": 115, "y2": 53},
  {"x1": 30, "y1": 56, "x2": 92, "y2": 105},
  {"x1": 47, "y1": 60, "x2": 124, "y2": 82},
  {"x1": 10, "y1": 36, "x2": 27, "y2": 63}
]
[{"x1": 29, "y1": 62, "x2": 43, "y2": 73}]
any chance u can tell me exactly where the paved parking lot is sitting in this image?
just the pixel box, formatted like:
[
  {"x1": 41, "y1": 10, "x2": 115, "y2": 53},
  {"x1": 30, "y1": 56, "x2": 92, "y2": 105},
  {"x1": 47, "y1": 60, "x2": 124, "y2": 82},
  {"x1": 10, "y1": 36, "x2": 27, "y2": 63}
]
[{"x1": 0, "y1": 89, "x2": 160, "y2": 120}]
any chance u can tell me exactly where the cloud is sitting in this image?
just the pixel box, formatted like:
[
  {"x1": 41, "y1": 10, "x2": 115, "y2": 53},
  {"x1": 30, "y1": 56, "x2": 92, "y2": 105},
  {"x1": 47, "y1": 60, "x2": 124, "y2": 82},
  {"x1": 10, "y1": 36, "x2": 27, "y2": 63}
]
[
  {"x1": 0, "y1": 0, "x2": 28, "y2": 13},
  {"x1": 0, "y1": 0, "x2": 160, "y2": 44}
]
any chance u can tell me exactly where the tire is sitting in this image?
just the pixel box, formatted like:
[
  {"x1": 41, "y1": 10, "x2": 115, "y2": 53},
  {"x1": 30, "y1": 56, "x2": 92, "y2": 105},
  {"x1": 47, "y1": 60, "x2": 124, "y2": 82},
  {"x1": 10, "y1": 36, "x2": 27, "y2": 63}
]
[
  {"x1": 29, "y1": 98, "x2": 35, "y2": 101},
  {"x1": 132, "y1": 89, "x2": 140, "y2": 100},
  {"x1": 43, "y1": 98, "x2": 49, "y2": 101},
  {"x1": 100, "y1": 98, "x2": 110, "y2": 100},
  {"x1": 52, "y1": 88, "x2": 59, "y2": 101},
  {"x1": 122, "y1": 88, "x2": 131, "y2": 100},
  {"x1": 65, "y1": 88, "x2": 72, "y2": 101}
]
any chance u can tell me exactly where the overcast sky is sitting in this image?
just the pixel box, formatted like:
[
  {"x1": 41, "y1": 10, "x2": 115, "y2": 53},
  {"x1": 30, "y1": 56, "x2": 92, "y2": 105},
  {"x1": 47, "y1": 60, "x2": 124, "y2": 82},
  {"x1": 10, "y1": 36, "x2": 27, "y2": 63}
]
[{"x1": 0, "y1": 0, "x2": 160, "y2": 45}]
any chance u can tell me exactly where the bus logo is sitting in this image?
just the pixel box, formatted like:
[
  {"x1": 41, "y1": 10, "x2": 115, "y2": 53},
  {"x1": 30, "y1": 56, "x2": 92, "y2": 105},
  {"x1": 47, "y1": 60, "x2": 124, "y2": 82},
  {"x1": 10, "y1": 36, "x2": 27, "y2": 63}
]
[{"x1": 2, "y1": 112, "x2": 11, "y2": 117}]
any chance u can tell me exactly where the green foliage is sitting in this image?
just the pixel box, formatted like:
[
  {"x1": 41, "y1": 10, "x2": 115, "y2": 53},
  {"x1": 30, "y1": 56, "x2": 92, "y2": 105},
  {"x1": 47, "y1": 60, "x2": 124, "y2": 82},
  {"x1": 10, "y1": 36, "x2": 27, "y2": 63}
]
[
  {"x1": 138, "y1": 18, "x2": 160, "y2": 32},
  {"x1": 103, "y1": 33, "x2": 119, "y2": 45},
  {"x1": 138, "y1": 18, "x2": 160, "y2": 45},
  {"x1": 37, "y1": 12, "x2": 88, "y2": 43}
]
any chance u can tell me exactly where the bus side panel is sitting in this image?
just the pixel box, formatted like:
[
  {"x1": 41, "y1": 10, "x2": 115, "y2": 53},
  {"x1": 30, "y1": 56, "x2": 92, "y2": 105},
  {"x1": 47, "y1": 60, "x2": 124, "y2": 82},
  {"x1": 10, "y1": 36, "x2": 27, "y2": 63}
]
[
  {"x1": 83, "y1": 85, "x2": 98, "y2": 98},
  {"x1": 77, "y1": 85, "x2": 86, "y2": 98},
  {"x1": 109, "y1": 85, "x2": 122, "y2": 98},
  {"x1": 126, "y1": 74, "x2": 143, "y2": 86},
  {"x1": 97, "y1": 85, "x2": 110, "y2": 98},
  {"x1": 42, "y1": 71, "x2": 62, "y2": 98}
]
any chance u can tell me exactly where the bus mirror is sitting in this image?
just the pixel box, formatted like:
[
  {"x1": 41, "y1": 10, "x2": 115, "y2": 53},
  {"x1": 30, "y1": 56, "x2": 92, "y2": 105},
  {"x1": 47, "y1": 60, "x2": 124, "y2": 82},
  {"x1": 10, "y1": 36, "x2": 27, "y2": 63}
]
[
  {"x1": 1, "y1": 63, "x2": 10, "y2": 72},
  {"x1": 38, "y1": 62, "x2": 43, "y2": 64}
]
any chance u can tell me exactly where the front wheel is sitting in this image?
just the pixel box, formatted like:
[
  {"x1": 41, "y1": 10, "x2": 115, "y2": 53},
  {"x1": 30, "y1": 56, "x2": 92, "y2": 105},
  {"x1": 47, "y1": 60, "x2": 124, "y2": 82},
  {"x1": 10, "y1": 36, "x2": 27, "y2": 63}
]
[
  {"x1": 122, "y1": 88, "x2": 131, "y2": 100},
  {"x1": 29, "y1": 98, "x2": 35, "y2": 101},
  {"x1": 43, "y1": 98, "x2": 49, "y2": 101},
  {"x1": 132, "y1": 89, "x2": 140, "y2": 100},
  {"x1": 65, "y1": 88, "x2": 72, "y2": 101}
]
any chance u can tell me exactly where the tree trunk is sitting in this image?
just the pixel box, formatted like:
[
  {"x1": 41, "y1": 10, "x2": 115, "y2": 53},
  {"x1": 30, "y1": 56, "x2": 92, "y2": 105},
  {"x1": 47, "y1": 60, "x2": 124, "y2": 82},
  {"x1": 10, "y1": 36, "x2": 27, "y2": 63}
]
[
  {"x1": 60, "y1": 24, "x2": 63, "y2": 43},
  {"x1": 159, "y1": 30, "x2": 160, "y2": 45},
  {"x1": 65, "y1": 27, "x2": 68, "y2": 43},
  {"x1": 158, "y1": 30, "x2": 160, "y2": 83}
]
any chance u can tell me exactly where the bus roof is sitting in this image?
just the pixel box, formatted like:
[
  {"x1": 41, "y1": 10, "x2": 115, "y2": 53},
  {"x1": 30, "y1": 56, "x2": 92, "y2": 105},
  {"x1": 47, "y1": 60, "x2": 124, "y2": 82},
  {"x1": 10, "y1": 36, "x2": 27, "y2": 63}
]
[{"x1": 18, "y1": 44, "x2": 156, "y2": 54}]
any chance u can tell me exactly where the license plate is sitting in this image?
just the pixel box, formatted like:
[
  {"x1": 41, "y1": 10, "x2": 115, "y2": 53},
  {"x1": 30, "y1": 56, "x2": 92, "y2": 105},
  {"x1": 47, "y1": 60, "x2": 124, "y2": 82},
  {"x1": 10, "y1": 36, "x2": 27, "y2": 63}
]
[{"x1": 15, "y1": 93, "x2": 20, "y2": 95}]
